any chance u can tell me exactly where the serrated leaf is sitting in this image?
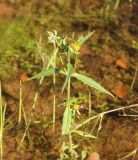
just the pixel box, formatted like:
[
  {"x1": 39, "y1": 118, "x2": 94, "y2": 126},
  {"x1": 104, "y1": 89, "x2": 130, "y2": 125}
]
[
  {"x1": 28, "y1": 68, "x2": 64, "y2": 80},
  {"x1": 72, "y1": 73, "x2": 113, "y2": 97},
  {"x1": 62, "y1": 107, "x2": 72, "y2": 135},
  {"x1": 62, "y1": 63, "x2": 74, "y2": 92},
  {"x1": 72, "y1": 130, "x2": 97, "y2": 139},
  {"x1": 77, "y1": 31, "x2": 95, "y2": 46}
]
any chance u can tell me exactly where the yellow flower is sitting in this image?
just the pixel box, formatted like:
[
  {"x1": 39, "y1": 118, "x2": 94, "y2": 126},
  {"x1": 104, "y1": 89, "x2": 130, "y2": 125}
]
[
  {"x1": 73, "y1": 104, "x2": 80, "y2": 111},
  {"x1": 70, "y1": 43, "x2": 80, "y2": 53}
]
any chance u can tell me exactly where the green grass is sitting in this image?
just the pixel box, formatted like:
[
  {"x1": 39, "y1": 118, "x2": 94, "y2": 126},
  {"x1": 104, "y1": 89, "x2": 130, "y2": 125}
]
[{"x1": 0, "y1": 18, "x2": 38, "y2": 77}]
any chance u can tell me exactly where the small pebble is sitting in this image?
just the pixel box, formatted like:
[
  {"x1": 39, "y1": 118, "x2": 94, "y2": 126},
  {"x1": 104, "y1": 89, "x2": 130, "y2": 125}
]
[{"x1": 87, "y1": 152, "x2": 100, "y2": 160}]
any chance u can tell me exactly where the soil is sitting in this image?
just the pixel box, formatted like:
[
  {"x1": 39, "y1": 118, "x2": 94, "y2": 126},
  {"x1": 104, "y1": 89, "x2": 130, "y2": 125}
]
[{"x1": 0, "y1": 0, "x2": 138, "y2": 160}]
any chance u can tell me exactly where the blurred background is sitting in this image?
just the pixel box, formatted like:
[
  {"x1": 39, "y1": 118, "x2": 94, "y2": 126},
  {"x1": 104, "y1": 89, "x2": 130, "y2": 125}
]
[{"x1": 0, "y1": 1, "x2": 138, "y2": 160}]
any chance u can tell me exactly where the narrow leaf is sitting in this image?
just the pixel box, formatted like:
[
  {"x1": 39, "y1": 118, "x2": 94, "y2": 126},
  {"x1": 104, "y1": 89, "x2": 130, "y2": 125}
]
[
  {"x1": 28, "y1": 68, "x2": 62, "y2": 80},
  {"x1": 77, "y1": 31, "x2": 95, "y2": 46},
  {"x1": 72, "y1": 73, "x2": 113, "y2": 97},
  {"x1": 62, "y1": 63, "x2": 74, "y2": 92},
  {"x1": 62, "y1": 107, "x2": 72, "y2": 135}
]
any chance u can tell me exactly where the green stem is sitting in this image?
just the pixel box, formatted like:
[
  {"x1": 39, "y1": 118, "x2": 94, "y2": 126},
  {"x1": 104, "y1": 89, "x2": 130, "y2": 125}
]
[
  {"x1": 68, "y1": 77, "x2": 73, "y2": 156},
  {"x1": 18, "y1": 80, "x2": 27, "y2": 128},
  {"x1": 0, "y1": 82, "x2": 6, "y2": 160},
  {"x1": 19, "y1": 80, "x2": 22, "y2": 125},
  {"x1": 67, "y1": 78, "x2": 71, "y2": 106},
  {"x1": 89, "y1": 92, "x2": 92, "y2": 117},
  {"x1": 131, "y1": 65, "x2": 138, "y2": 90},
  {"x1": 67, "y1": 54, "x2": 73, "y2": 156},
  {"x1": 0, "y1": 82, "x2": 3, "y2": 160},
  {"x1": 74, "y1": 54, "x2": 78, "y2": 72},
  {"x1": 18, "y1": 123, "x2": 30, "y2": 150},
  {"x1": 52, "y1": 45, "x2": 58, "y2": 133},
  {"x1": 31, "y1": 77, "x2": 43, "y2": 117}
]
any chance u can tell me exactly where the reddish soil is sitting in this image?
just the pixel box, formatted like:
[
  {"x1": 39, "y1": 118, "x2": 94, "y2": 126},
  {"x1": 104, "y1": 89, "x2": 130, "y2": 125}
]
[{"x1": 0, "y1": 0, "x2": 138, "y2": 160}]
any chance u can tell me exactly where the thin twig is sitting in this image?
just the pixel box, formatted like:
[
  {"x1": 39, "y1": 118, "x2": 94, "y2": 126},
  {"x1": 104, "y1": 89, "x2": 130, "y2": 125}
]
[
  {"x1": 73, "y1": 104, "x2": 138, "y2": 131},
  {"x1": 131, "y1": 66, "x2": 138, "y2": 90}
]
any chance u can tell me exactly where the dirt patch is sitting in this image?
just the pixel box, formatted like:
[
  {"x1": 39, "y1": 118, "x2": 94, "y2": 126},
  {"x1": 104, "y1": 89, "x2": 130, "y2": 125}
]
[
  {"x1": 0, "y1": 2, "x2": 16, "y2": 18},
  {"x1": 0, "y1": 0, "x2": 138, "y2": 160}
]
